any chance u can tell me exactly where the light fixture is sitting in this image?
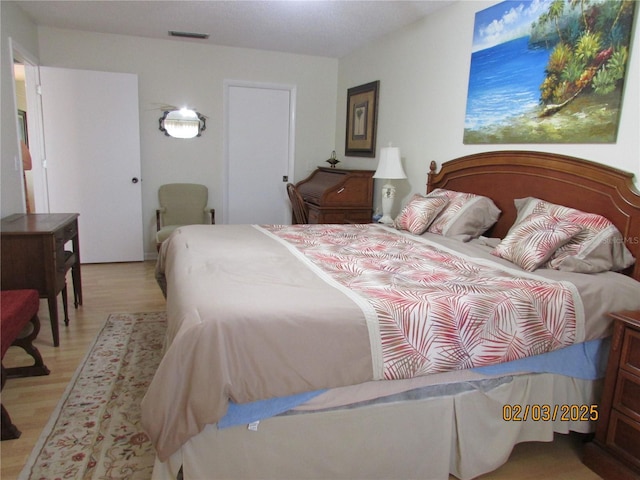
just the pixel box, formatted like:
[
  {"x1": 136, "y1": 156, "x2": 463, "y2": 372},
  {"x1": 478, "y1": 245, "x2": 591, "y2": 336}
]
[
  {"x1": 373, "y1": 143, "x2": 407, "y2": 225},
  {"x1": 159, "y1": 108, "x2": 206, "y2": 139}
]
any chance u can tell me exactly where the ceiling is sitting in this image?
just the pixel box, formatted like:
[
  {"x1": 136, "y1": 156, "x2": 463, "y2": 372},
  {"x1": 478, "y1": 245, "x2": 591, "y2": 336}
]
[{"x1": 14, "y1": 0, "x2": 454, "y2": 58}]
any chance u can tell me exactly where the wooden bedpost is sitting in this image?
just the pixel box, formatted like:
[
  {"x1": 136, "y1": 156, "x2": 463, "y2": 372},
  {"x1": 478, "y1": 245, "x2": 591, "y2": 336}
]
[{"x1": 426, "y1": 160, "x2": 438, "y2": 193}]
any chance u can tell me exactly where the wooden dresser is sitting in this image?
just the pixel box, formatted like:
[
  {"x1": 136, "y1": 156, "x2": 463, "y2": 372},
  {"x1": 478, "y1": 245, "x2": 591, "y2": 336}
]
[
  {"x1": 296, "y1": 167, "x2": 375, "y2": 224},
  {"x1": 583, "y1": 310, "x2": 640, "y2": 479},
  {"x1": 1, "y1": 213, "x2": 83, "y2": 347}
]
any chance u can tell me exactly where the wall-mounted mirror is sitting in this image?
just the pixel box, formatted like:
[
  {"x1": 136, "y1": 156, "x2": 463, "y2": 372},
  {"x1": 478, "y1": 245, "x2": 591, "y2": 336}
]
[{"x1": 159, "y1": 108, "x2": 206, "y2": 139}]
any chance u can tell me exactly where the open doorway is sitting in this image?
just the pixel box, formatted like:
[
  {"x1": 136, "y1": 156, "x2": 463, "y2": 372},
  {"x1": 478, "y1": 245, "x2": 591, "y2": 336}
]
[
  {"x1": 14, "y1": 62, "x2": 34, "y2": 212},
  {"x1": 11, "y1": 40, "x2": 48, "y2": 213}
]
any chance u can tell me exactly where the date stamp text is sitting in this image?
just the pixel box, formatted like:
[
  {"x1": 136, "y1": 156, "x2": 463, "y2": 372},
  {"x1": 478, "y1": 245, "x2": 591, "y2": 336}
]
[{"x1": 502, "y1": 404, "x2": 598, "y2": 422}]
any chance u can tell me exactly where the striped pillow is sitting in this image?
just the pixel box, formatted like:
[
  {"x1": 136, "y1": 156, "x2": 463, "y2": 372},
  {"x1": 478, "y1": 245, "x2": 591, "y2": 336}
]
[
  {"x1": 491, "y1": 213, "x2": 583, "y2": 271},
  {"x1": 426, "y1": 188, "x2": 500, "y2": 238},
  {"x1": 394, "y1": 195, "x2": 448, "y2": 235}
]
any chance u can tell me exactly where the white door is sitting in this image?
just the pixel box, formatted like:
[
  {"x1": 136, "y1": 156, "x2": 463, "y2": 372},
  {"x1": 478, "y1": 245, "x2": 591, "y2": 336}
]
[
  {"x1": 39, "y1": 67, "x2": 144, "y2": 263},
  {"x1": 225, "y1": 83, "x2": 295, "y2": 224}
]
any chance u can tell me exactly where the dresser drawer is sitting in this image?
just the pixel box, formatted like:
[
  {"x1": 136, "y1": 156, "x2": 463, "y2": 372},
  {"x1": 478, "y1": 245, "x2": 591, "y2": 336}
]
[
  {"x1": 320, "y1": 211, "x2": 348, "y2": 223},
  {"x1": 621, "y1": 328, "x2": 640, "y2": 377},
  {"x1": 308, "y1": 208, "x2": 321, "y2": 223},
  {"x1": 344, "y1": 211, "x2": 374, "y2": 224},
  {"x1": 606, "y1": 410, "x2": 640, "y2": 471},
  {"x1": 307, "y1": 206, "x2": 371, "y2": 224},
  {"x1": 613, "y1": 370, "x2": 640, "y2": 422}
]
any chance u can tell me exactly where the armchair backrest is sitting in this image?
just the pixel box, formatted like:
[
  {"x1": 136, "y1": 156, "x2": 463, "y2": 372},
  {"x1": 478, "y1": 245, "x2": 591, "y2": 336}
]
[{"x1": 158, "y1": 183, "x2": 209, "y2": 226}]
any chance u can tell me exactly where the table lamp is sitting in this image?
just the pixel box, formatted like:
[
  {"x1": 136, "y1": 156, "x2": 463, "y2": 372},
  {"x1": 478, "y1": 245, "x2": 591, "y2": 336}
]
[{"x1": 373, "y1": 143, "x2": 406, "y2": 225}]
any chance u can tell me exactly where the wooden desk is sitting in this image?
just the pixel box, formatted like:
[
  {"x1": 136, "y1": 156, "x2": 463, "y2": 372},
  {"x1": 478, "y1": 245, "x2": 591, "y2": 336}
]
[
  {"x1": 296, "y1": 167, "x2": 375, "y2": 224},
  {"x1": 1, "y1": 213, "x2": 83, "y2": 346}
]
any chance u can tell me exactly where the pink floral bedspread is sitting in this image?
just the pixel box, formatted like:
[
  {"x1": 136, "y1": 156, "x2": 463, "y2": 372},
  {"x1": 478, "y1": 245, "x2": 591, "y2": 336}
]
[{"x1": 264, "y1": 224, "x2": 579, "y2": 380}]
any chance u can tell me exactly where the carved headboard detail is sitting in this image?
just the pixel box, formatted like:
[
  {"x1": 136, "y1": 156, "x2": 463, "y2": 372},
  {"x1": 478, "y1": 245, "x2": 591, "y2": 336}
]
[{"x1": 427, "y1": 150, "x2": 640, "y2": 281}]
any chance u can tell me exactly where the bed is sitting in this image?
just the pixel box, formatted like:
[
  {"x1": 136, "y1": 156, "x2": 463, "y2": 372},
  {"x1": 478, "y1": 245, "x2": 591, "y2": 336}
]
[{"x1": 143, "y1": 150, "x2": 640, "y2": 480}]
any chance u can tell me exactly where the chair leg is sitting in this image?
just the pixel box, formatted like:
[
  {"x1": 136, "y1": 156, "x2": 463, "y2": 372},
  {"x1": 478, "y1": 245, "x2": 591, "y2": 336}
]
[
  {"x1": 5, "y1": 315, "x2": 51, "y2": 379},
  {"x1": 1, "y1": 367, "x2": 21, "y2": 440},
  {"x1": 1, "y1": 404, "x2": 21, "y2": 440}
]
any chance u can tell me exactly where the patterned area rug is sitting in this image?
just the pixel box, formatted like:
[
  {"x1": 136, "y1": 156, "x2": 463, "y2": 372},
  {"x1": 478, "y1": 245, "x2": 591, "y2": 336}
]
[{"x1": 19, "y1": 312, "x2": 166, "y2": 480}]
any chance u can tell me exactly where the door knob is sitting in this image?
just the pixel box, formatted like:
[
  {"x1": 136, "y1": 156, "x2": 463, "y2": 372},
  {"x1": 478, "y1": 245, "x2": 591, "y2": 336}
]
[{"x1": 131, "y1": 177, "x2": 139, "y2": 184}]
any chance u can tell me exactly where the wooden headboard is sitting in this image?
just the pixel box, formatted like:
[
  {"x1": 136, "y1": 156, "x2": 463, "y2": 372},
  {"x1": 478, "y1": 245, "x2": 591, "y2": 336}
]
[{"x1": 427, "y1": 150, "x2": 640, "y2": 281}]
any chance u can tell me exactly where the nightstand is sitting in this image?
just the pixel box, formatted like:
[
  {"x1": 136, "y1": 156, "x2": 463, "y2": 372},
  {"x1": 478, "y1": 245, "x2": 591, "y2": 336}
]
[{"x1": 583, "y1": 310, "x2": 640, "y2": 479}]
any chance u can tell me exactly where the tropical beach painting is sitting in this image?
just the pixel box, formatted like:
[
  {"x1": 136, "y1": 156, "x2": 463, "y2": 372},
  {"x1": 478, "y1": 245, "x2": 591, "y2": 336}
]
[{"x1": 463, "y1": 0, "x2": 636, "y2": 144}]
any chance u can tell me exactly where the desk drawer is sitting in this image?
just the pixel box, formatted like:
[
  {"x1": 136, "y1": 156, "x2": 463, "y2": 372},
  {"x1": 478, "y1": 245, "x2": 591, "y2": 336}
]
[
  {"x1": 54, "y1": 220, "x2": 77, "y2": 249},
  {"x1": 62, "y1": 220, "x2": 78, "y2": 242}
]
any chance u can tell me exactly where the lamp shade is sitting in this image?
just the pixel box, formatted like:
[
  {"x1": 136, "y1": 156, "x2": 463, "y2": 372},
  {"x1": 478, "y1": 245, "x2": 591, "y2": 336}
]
[{"x1": 373, "y1": 145, "x2": 406, "y2": 179}]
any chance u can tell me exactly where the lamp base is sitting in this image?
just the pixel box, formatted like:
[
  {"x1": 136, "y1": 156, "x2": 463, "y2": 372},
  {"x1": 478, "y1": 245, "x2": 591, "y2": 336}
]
[
  {"x1": 379, "y1": 182, "x2": 396, "y2": 226},
  {"x1": 378, "y1": 215, "x2": 395, "y2": 225}
]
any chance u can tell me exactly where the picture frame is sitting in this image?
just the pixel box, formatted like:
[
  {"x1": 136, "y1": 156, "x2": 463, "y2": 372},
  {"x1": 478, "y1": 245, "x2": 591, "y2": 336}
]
[
  {"x1": 463, "y1": 0, "x2": 636, "y2": 144},
  {"x1": 345, "y1": 81, "x2": 379, "y2": 157}
]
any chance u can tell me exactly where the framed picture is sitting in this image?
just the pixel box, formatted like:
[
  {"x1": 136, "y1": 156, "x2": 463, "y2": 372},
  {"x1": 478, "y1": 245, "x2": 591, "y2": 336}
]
[
  {"x1": 463, "y1": 0, "x2": 636, "y2": 144},
  {"x1": 345, "y1": 81, "x2": 379, "y2": 157}
]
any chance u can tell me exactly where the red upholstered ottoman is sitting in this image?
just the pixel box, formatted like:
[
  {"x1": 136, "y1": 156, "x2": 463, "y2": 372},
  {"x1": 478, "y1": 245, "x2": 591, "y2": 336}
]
[{"x1": 1, "y1": 289, "x2": 50, "y2": 440}]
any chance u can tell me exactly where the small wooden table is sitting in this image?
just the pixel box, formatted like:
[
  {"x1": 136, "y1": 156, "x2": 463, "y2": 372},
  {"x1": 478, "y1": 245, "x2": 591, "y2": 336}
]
[{"x1": 1, "y1": 213, "x2": 83, "y2": 346}]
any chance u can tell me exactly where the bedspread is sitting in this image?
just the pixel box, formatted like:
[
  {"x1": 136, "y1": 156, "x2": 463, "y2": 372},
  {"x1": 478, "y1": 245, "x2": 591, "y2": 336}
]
[
  {"x1": 142, "y1": 223, "x2": 584, "y2": 461},
  {"x1": 263, "y1": 224, "x2": 582, "y2": 379}
]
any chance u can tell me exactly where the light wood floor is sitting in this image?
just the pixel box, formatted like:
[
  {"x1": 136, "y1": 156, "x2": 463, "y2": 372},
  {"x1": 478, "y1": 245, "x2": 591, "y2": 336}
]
[
  {"x1": 0, "y1": 261, "x2": 602, "y2": 479},
  {"x1": 1, "y1": 261, "x2": 166, "y2": 478}
]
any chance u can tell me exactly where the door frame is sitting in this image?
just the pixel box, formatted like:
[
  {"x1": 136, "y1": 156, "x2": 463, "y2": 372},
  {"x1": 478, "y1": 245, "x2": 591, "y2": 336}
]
[
  {"x1": 222, "y1": 80, "x2": 296, "y2": 224},
  {"x1": 10, "y1": 38, "x2": 48, "y2": 213}
]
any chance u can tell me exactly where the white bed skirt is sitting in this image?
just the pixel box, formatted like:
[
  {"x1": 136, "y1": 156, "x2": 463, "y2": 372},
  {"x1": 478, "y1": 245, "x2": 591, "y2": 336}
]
[{"x1": 151, "y1": 373, "x2": 601, "y2": 480}]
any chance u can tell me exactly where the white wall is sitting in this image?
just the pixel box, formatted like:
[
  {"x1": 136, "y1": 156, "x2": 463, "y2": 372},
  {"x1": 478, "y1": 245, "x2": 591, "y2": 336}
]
[
  {"x1": 336, "y1": 1, "x2": 640, "y2": 214},
  {"x1": 34, "y1": 27, "x2": 338, "y2": 257},
  {"x1": 2, "y1": 1, "x2": 638, "y2": 252},
  {"x1": 0, "y1": 1, "x2": 40, "y2": 217}
]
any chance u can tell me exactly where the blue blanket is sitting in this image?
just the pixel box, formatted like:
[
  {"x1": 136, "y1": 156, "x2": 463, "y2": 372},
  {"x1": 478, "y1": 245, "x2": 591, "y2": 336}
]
[
  {"x1": 472, "y1": 337, "x2": 610, "y2": 379},
  {"x1": 218, "y1": 338, "x2": 609, "y2": 429}
]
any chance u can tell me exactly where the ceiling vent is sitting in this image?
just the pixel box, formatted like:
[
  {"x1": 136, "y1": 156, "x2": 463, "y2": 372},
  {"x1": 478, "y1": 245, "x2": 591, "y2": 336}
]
[{"x1": 168, "y1": 31, "x2": 210, "y2": 40}]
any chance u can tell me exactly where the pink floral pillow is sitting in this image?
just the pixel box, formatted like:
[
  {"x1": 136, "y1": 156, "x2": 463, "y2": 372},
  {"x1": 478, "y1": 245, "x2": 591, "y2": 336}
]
[
  {"x1": 514, "y1": 197, "x2": 635, "y2": 273},
  {"x1": 394, "y1": 195, "x2": 448, "y2": 235},
  {"x1": 492, "y1": 213, "x2": 583, "y2": 271},
  {"x1": 426, "y1": 189, "x2": 500, "y2": 238}
]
